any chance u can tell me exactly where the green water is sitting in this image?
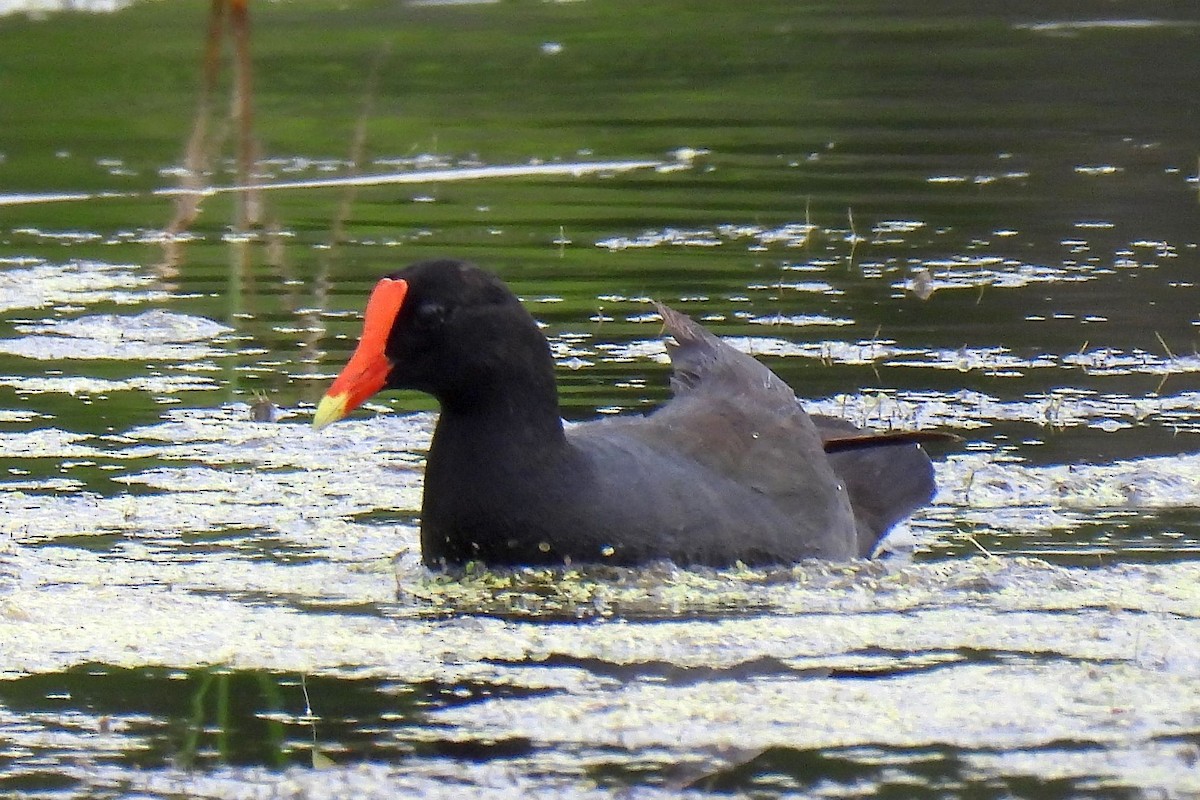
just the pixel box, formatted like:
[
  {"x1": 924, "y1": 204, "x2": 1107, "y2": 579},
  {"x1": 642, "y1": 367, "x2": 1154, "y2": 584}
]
[{"x1": 2, "y1": 1, "x2": 1200, "y2": 797}]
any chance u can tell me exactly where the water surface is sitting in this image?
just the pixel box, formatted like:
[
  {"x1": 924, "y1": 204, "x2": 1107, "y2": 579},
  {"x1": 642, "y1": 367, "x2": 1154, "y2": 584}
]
[{"x1": 1, "y1": 1, "x2": 1199, "y2": 797}]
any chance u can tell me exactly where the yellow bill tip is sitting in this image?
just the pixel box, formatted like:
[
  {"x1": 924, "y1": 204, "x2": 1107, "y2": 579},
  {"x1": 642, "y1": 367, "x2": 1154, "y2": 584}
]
[{"x1": 312, "y1": 392, "x2": 349, "y2": 431}]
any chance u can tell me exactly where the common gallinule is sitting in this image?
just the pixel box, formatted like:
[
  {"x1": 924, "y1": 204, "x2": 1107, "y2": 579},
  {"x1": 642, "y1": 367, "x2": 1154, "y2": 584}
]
[{"x1": 313, "y1": 258, "x2": 942, "y2": 567}]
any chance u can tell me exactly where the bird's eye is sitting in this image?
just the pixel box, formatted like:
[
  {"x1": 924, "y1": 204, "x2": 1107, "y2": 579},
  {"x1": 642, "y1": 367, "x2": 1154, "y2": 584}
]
[{"x1": 413, "y1": 301, "x2": 448, "y2": 329}]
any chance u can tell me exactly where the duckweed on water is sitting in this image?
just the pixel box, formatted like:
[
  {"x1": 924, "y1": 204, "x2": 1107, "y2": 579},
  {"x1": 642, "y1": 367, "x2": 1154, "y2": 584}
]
[
  {"x1": 405, "y1": 556, "x2": 1200, "y2": 621},
  {"x1": 0, "y1": 259, "x2": 165, "y2": 313},
  {"x1": 3, "y1": 555, "x2": 1199, "y2": 797}
]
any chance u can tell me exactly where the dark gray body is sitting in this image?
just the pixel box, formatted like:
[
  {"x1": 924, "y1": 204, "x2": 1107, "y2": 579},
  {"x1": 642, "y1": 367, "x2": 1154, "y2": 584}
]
[{"x1": 418, "y1": 298, "x2": 930, "y2": 567}]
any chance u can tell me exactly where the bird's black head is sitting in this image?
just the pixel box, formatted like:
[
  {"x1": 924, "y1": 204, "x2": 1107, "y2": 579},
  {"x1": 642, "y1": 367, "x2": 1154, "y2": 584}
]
[{"x1": 313, "y1": 259, "x2": 552, "y2": 427}]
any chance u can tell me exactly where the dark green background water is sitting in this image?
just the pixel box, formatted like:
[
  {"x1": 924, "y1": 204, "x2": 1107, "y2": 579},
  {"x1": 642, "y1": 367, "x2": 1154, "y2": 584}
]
[{"x1": 2, "y1": 1, "x2": 1200, "y2": 797}]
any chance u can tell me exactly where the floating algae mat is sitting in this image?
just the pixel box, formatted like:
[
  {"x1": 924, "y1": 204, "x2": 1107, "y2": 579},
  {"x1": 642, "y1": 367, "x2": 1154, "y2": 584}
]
[{"x1": 2, "y1": 551, "x2": 1199, "y2": 796}]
